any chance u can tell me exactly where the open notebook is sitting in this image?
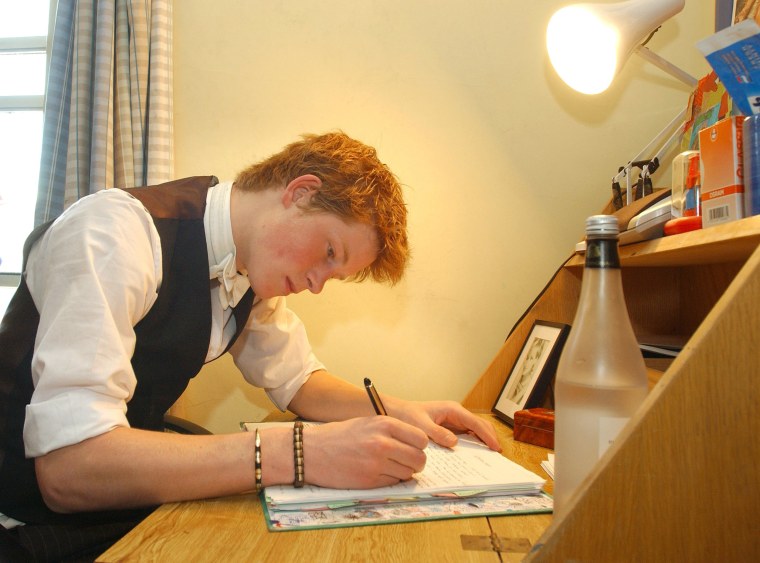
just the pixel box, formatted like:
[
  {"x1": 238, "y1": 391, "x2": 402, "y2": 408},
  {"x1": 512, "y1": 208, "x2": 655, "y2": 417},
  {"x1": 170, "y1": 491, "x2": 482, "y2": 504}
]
[{"x1": 242, "y1": 421, "x2": 551, "y2": 530}]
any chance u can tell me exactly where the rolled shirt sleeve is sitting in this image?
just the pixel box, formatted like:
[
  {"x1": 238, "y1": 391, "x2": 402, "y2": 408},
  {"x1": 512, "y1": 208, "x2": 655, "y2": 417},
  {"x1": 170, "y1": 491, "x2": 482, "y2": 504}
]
[
  {"x1": 23, "y1": 189, "x2": 162, "y2": 458},
  {"x1": 22, "y1": 186, "x2": 322, "y2": 456},
  {"x1": 230, "y1": 296, "x2": 325, "y2": 412}
]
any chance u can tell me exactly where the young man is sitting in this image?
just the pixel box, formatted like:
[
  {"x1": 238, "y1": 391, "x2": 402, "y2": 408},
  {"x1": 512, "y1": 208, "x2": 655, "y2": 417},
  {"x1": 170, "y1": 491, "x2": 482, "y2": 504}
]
[{"x1": 0, "y1": 132, "x2": 499, "y2": 558}]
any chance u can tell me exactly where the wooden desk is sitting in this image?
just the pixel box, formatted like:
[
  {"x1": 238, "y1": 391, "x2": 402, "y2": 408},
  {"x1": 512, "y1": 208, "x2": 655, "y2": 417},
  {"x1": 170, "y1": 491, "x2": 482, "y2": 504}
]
[{"x1": 97, "y1": 414, "x2": 553, "y2": 563}]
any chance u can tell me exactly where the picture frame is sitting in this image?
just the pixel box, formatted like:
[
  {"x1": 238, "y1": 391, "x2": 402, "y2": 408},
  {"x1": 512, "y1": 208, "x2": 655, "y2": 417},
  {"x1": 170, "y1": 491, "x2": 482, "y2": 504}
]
[{"x1": 492, "y1": 320, "x2": 570, "y2": 426}]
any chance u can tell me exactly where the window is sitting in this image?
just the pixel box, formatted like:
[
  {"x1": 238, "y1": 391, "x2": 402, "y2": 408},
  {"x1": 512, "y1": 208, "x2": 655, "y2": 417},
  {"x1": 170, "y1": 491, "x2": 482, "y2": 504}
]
[{"x1": 0, "y1": 0, "x2": 53, "y2": 314}]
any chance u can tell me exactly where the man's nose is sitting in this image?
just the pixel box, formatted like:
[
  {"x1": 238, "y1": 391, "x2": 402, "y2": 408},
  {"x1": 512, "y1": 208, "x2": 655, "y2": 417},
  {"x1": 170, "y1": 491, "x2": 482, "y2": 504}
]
[{"x1": 307, "y1": 267, "x2": 330, "y2": 294}]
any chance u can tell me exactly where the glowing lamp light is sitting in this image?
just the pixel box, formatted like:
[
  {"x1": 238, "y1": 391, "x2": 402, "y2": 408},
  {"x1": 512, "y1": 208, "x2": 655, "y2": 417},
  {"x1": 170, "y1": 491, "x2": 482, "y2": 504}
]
[{"x1": 546, "y1": 0, "x2": 686, "y2": 95}]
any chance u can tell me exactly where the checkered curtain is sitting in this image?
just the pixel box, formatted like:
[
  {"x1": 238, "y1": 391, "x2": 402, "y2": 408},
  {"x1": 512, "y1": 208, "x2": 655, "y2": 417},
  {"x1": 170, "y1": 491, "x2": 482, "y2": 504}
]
[{"x1": 35, "y1": 0, "x2": 174, "y2": 224}]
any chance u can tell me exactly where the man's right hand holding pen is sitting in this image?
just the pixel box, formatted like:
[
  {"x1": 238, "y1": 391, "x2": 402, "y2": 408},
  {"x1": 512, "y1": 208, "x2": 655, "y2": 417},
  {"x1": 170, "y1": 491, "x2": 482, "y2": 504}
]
[{"x1": 274, "y1": 370, "x2": 502, "y2": 491}]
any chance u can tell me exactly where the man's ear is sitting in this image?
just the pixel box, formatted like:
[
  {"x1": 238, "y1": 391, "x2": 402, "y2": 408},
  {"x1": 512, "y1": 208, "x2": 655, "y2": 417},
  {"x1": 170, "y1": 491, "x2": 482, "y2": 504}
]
[{"x1": 282, "y1": 174, "x2": 322, "y2": 208}]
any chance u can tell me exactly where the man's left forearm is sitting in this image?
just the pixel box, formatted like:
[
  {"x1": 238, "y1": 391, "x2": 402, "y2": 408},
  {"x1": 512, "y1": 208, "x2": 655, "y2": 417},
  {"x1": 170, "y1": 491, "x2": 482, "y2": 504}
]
[{"x1": 287, "y1": 369, "x2": 383, "y2": 421}]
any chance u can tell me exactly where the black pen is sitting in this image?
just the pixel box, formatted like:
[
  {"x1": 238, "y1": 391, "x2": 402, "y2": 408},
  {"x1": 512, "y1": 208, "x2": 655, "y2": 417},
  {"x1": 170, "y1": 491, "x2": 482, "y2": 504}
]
[{"x1": 363, "y1": 377, "x2": 388, "y2": 416}]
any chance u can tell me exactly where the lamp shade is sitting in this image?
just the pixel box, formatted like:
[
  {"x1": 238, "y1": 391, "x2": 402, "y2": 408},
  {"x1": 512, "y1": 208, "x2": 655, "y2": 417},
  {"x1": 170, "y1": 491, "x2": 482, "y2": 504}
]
[{"x1": 546, "y1": 0, "x2": 685, "y2": 94}]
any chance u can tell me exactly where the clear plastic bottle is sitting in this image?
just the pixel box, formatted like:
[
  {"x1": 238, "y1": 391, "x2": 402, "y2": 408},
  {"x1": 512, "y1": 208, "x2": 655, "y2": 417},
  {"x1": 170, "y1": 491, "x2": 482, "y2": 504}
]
[{"x1": 553, "y1": 215, "x2": 648, "y2": 518}]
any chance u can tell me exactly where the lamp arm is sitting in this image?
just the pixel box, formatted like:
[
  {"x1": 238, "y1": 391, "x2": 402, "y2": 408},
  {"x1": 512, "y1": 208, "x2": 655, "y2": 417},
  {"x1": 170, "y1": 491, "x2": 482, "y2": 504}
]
[
  {"x1": 649, "y1": 113, "x2": 687, "y2": 169},
  {"x1": 612, "y1": 108, "x2": 686, "y2": 205},
  {"x1": 633, "y1": 107, "x2": 687, "y2": 166},
  {"x1": 613, "y1": 107, "x2": 687, "y2": 185},
  {"x1": 634, "y1": 45, "x2": 699, "y2": 88}
]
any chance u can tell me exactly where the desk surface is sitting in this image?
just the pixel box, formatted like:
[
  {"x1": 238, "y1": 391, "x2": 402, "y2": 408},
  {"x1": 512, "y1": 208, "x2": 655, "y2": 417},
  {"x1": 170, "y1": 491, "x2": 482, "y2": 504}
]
[{"x1": 97, "y1": 414, "x2": 553, "y2": 563}]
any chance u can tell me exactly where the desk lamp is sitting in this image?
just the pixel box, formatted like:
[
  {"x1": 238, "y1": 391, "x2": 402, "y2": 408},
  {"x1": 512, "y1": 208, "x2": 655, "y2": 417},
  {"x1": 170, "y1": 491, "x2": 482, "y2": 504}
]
[{"x1": 546, "y1": 0, "x2": 698, "y2": 206}]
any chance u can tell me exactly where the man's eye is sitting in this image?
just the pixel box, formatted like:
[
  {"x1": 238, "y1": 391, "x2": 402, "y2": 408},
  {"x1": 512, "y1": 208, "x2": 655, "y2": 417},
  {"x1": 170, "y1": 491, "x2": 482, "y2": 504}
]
[{"x1": 327, "y1": 244, "x2": 335, "y2": 259}]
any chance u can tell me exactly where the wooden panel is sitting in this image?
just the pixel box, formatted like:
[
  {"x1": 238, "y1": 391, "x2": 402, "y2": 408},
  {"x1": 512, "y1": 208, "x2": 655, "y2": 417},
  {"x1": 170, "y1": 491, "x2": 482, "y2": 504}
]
[
  {"x1": 624, "y1": 262, "x2": 743, "y2": 345},
  {"x1": 622, "y1": 267, "x2": 682, "y2": 338},
  {"x1": 525, "y1": 245, "x2": 760, "y2": 562},
  {"x1": 676, "y1": 262, "x2": 743, "y2": 330},
  {"x1": 462, "y1": 267, "x2": 581, "y2": 411}
]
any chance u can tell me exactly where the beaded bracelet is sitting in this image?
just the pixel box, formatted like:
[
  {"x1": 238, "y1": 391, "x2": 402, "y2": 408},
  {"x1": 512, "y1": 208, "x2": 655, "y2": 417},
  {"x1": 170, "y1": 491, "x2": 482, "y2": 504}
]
[
  {"x1": 254, "y1": 428, "x2": 262, "y2": 494},
  {"x1": 293, "y1": 421, "x2": 305, "y2": 488}
]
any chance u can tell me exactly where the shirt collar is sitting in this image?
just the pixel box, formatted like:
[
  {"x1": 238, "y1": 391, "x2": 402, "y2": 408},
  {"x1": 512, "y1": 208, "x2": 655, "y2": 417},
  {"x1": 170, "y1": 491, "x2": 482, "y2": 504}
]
[{"x1": 204, "y1": 181, "x2": 250, "y2": 309}]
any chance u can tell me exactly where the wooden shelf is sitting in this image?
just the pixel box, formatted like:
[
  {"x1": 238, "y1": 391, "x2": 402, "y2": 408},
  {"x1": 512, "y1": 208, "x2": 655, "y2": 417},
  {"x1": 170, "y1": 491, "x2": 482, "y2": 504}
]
[
  {"x1": 566, "y1": 214, "x2": 760, "y2": 269},
  {"x1": 463, "y1": 216, "x2": 760, "y2": 414},
  {"x1": 464, "y1": 213, "x2": 760, "y2": 560}
]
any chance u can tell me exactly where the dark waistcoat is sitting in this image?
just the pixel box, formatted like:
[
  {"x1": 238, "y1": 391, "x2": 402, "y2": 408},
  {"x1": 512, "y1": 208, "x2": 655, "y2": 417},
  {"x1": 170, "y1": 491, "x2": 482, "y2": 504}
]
[{"x1": 0, "y1": 176, "x2": 254, "y2": 524}]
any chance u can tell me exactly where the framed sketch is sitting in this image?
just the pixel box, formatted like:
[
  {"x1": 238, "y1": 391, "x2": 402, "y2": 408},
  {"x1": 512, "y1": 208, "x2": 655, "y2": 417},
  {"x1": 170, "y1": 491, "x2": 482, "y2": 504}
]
[{"x1": 492, "y1": 320, "x2": 570, "y2": 426}]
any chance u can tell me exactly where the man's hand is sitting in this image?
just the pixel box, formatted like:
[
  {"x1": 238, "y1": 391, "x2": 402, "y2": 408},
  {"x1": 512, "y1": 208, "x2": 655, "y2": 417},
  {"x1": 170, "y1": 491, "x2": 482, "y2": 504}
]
[
  {"x1": 302, "y1": 416, "x2": 429, "y2": 489},
  {"x1": 387, "y1": 399, "x2": 502, "y2": 452}
]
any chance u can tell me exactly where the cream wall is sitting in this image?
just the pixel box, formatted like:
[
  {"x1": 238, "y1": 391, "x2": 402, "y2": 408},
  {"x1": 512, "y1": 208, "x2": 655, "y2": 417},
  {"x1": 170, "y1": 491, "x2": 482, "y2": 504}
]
[{"x1": 173, "y1": 0, "x2": 714, "y2": 434}]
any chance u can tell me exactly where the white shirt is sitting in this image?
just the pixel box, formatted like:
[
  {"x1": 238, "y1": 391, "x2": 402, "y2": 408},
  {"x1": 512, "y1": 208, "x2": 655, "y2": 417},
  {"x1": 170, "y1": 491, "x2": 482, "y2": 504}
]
[{"x1": 23, "y1": 183, "x2": 324, "y2": 458}]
